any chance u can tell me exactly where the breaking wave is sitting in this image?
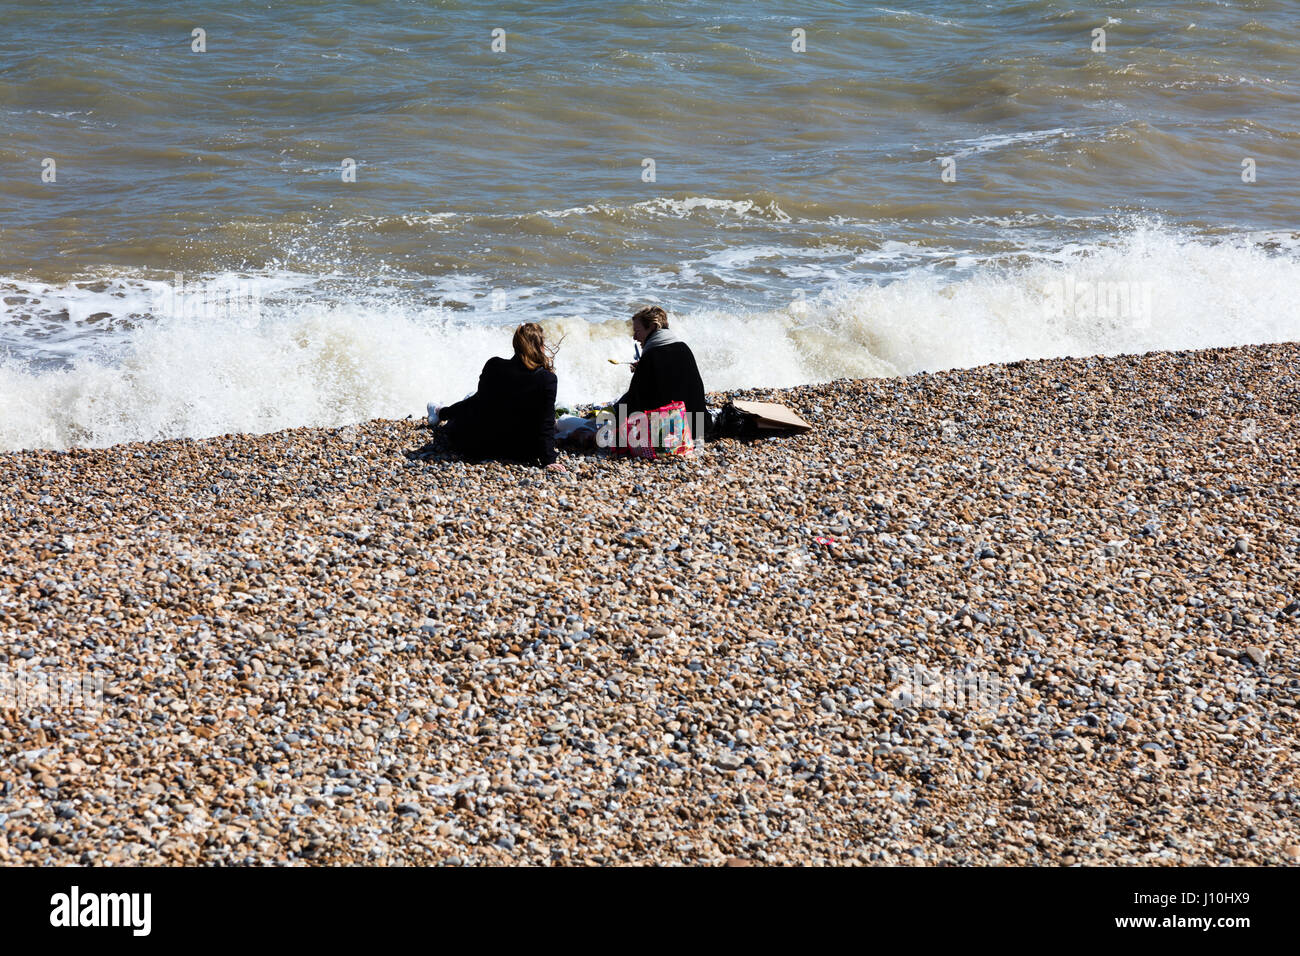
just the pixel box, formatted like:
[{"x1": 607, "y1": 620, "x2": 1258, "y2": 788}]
[{"x1": 1, "y1": 223, "x2": 1297, "y2": 450}]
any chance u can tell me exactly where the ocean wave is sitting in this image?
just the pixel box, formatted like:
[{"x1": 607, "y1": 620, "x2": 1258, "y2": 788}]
[{"x1": 1, "y1": 224, "x2": 1297, "y2": 451}]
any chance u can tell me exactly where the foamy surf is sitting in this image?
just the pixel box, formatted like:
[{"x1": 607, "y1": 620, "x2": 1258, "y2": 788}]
[{"x1": 1, "y1": 224, "x2": 1297, "y2": 451}]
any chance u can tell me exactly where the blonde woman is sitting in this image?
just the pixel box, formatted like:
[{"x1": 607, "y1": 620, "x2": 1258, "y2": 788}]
[{"x1": 616, "y1": 306, "x2": 708, "y2": 439}]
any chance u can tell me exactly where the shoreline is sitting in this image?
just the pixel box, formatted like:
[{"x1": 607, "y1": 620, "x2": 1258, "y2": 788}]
[{"x1": 1, "y1": 341, "x2": 1298, "y2": 865}]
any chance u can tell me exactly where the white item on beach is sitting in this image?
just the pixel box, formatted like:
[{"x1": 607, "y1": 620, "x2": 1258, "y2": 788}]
[
  {"x1": 555, "y1": 415, "x2": 596, "y2": 439},
  {"x1": 731, "y1": 400, "x2": 812, "y2": 433}
]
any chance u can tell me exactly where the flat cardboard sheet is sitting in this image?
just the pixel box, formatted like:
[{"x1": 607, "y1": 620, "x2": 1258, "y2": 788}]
[{"x1": 732, "y1": 400, "x2": 812, "y2": 432}]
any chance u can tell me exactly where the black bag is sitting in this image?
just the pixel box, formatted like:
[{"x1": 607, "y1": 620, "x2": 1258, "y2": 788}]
[{"x1": 710, "y1": 401, "x2": 760, "y2": 439}]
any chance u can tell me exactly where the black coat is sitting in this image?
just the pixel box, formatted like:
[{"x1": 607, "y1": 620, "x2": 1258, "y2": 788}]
[
  {"x1": 616, "y1": 339, "x2": 708, "y2": 439},
  {"x1": 440, "y1": 355, "x2": 557, "y2": 465}
]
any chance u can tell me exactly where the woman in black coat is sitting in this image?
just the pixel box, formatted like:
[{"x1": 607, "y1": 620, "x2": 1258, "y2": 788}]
[
  {"x1": 615, "y1": 306, "x2": 708, "y2": 441},
  {"x1": 436, "y1": 323, "x2": 561, "y2": 468}
]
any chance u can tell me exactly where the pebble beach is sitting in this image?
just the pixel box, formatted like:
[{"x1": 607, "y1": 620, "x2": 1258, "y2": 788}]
[{"x1": 2, "y1": 341, "x2": 1298, "y2": 866}]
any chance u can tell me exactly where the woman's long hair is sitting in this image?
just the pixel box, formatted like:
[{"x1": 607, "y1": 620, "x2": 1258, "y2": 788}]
[{"x1": 512, "y1": 322, "x2": 555, "y2": 372}]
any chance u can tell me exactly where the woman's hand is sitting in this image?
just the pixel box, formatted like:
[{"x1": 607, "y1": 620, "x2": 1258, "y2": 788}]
[{"x1": 545, "y1": 462, "x2": 567, "y2": 473}]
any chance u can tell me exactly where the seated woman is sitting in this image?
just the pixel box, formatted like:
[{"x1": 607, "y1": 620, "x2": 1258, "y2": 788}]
[
  {"x1": 435, "y1": 323, "x2": 561, "y2": 469},
  {"x1": 615, "y1": 305, "x2": 708, "y2": 441}
]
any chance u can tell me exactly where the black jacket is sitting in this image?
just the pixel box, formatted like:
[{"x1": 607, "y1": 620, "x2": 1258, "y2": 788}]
[
  {"x1": 616, "y1": 339, "x2": 708, "y2": 438},
  {"x1": 440, "y1": 355, "x2": 557, "y2": 465}
]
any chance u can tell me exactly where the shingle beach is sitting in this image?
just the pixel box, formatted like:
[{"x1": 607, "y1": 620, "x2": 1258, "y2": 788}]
[{"x1": 2, "y1": 342, "x2": 1297, "y2": 865}]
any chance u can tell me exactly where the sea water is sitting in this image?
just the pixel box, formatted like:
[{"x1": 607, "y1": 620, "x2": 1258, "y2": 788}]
[{"x1": 1, "y1": 0, "x2": 1298, "y2": 449}]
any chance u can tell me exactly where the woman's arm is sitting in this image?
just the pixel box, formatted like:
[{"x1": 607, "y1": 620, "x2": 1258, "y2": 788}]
[
  {"x1": 616, "y1": 352, "x2": 651, "y2": 413},
  {"x1": 538, "y1": 373, "x2": 558, "y2": 466},
  {"x1": 439, "y1": 359, "x2": 499, "y2": 421}
]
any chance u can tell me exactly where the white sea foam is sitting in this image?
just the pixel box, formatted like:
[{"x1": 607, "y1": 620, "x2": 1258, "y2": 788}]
[
  {"x1": 1, "y1": 224, "x2": 1297, "y2": 451},
  {"x1": 872, "y1": 7, "x2": 959, "y2": 28},
  {"x1": 631, "y1": 196, "x2": 793, "y2": 222},
  {"x1": 948, "y1": 127, "x2": 1077, "y2": 159}
]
